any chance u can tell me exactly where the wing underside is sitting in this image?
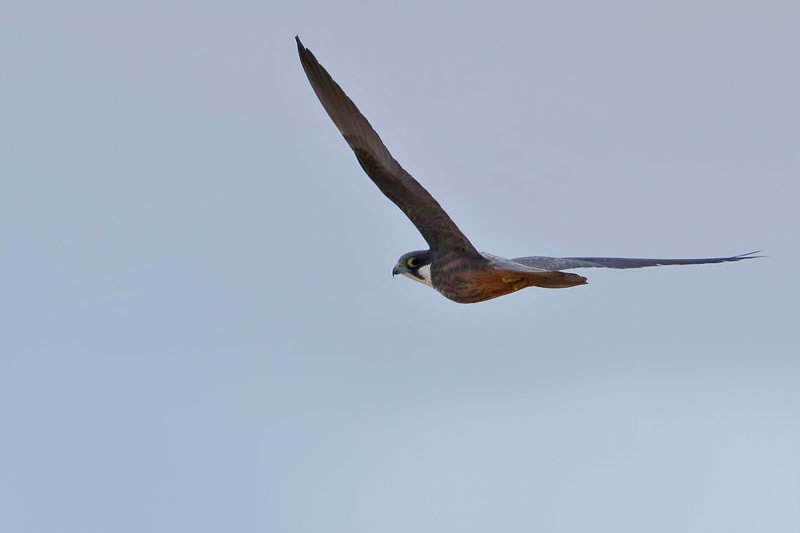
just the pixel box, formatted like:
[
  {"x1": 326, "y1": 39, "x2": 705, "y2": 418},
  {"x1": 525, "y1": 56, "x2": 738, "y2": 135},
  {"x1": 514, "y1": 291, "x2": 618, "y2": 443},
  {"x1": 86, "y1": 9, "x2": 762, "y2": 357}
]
[
  {"x1": 296, "y1": 37, "x2": 476, "y2": 254},
  {"x1": 509, "y1": 251, "x2": 762, "y2": 270}
]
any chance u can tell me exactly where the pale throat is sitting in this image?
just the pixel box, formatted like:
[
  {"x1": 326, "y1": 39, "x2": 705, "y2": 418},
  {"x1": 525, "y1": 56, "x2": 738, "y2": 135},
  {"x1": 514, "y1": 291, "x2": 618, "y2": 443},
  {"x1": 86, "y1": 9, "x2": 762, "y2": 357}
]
[{"x1": 402, "y1": 263, "x2": 433, "y2": 287}]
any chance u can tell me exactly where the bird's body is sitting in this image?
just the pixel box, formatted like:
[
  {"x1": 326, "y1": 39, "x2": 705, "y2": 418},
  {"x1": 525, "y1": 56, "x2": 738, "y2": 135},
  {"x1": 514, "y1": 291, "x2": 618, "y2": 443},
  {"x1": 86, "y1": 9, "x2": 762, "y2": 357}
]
[
  {"x1": 397, "y1": 250, "x2": 587, "y2": 303},
  {"x1": 296, "y1": 37, "x2": 758, "y2": 304},
  {"x1": 433, "y1": 252, "x2": 587, "y2": 304}
]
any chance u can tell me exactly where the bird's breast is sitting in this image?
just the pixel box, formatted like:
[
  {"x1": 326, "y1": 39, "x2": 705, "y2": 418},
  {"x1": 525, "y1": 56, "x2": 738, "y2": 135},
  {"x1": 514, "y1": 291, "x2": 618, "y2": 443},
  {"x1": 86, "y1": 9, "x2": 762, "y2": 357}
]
[{"x1": 431, "y1": 255, "x2": 521, "y2": 304}]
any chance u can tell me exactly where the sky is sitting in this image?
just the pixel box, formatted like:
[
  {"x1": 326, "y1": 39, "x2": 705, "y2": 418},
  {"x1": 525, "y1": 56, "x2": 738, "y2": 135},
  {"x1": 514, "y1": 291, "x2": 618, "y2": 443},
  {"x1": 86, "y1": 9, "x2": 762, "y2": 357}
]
[{"x1": 1, "y1": 1, "x2": 798, "y2": 532}]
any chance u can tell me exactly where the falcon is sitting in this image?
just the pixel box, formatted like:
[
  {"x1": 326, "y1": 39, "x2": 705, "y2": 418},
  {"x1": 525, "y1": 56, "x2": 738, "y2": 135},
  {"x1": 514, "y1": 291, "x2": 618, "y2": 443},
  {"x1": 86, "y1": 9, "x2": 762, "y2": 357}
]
[{"x1": 296, "y1": 36, "x2": 759, "y2": 304}]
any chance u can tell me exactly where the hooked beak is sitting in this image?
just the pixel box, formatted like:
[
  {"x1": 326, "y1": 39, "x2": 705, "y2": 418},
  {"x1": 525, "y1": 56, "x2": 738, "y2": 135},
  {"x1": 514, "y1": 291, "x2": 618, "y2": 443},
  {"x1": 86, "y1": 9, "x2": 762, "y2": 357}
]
[{"x1": 392, "y1": 264, "x2": 401, "y2": 276}]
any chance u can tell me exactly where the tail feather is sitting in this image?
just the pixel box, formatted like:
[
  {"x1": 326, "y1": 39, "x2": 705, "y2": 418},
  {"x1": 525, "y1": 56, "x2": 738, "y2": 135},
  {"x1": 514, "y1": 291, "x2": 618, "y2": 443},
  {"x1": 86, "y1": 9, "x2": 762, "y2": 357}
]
[
  {"x1": 501, "y1": 270, "x2": 587, "y2": 289},
  {"x1": 529, "y1": 270, "x2": 588, "y2": 289}
]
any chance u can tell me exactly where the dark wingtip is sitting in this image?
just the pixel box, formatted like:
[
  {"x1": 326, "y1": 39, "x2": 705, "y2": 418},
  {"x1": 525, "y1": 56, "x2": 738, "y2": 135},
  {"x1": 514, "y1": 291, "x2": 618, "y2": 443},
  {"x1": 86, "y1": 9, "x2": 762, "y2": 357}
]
[
  {"x1": 736, "y1": 250, "x2": 765, "y2": 260},
  {"x1": 295, "y1": 35, "x2": 303, "y2": 50}
]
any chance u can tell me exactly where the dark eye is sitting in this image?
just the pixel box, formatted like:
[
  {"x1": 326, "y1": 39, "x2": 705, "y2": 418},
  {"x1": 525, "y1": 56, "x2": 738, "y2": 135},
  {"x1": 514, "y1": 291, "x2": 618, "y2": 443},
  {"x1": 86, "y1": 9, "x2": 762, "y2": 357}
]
[{"x1": 407, "y1": 257, "x2": 419, "y2": 268}]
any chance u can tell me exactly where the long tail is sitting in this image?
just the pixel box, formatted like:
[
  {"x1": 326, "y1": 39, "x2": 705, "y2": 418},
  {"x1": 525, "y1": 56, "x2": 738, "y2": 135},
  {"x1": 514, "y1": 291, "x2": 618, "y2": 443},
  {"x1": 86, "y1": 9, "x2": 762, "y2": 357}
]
[{"x1": 503, "y1": 270, "x2": 588, "y2": 289}]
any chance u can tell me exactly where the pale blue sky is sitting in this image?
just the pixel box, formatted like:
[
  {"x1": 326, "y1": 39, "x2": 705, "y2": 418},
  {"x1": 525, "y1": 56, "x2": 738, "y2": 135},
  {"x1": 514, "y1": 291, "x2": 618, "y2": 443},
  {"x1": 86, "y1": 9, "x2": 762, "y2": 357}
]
[{"x1": 1, "y1": 1, "x2": 798, "y2": 532}]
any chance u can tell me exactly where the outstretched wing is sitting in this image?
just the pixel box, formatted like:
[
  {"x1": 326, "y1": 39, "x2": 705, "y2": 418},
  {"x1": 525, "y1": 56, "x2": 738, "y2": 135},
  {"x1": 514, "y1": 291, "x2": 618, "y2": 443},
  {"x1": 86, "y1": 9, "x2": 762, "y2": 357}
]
[
  {"x1": 296, "y1": 37, "x2": 477, "y2": 254},
  {"x1": 510, "y1": 251, "x2": 762, "y2": 270}
]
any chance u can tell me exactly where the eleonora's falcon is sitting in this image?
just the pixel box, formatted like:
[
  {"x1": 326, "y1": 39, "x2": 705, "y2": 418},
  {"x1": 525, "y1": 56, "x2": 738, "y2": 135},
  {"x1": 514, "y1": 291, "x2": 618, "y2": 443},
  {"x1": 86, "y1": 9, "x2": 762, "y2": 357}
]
[{"x1": 296, "y1": 36, "x2": 759, "y2": 304}]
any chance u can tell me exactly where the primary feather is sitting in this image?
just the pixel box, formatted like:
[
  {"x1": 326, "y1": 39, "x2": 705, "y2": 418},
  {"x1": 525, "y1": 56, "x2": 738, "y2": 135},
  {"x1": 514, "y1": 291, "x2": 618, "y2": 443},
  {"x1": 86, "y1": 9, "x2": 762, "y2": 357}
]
[{"x1": 510, "y1": 251, "x2": 762, "y2": 270}]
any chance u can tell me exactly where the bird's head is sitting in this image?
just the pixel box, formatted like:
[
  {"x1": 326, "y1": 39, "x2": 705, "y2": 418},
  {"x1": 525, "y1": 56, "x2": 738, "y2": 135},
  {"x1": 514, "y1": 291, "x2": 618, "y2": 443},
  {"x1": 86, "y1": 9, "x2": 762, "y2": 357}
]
[{"x1": 392, "y1": 250, "x2": 433, "y2": 287}]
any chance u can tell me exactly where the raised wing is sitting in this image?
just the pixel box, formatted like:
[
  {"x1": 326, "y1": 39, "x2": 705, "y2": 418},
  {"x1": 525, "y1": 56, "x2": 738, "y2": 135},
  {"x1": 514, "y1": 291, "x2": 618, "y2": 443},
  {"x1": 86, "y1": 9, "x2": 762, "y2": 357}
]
[
  {"x1": 510, "y1": 251, "x2": 762, "y2": 270},
  {"x1": 296, "y1": 37, "x2": 477, "y2": 254}
]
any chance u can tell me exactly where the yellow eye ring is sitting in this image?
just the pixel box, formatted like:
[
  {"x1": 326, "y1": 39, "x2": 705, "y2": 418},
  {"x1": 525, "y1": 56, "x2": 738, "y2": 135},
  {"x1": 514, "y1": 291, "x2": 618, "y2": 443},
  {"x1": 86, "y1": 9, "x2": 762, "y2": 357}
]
[{"x1": 407, "y1": 257, "x2": 419, "y2": 268}]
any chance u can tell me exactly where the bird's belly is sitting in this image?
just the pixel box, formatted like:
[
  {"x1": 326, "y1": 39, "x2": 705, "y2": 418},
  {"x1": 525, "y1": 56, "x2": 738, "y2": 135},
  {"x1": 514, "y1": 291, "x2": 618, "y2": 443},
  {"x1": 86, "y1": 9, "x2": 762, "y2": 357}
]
[
  {"x1": 432, "y1": 269, "x2": 524, "y2": 304},
  {"x1": 430, "y1": 256, "x2": 587, "y2": 303}
]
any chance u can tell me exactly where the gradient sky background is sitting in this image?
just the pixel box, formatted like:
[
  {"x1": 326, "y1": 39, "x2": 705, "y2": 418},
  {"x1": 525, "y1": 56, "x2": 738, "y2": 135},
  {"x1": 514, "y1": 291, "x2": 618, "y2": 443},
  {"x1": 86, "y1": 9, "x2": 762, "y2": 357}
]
[{"x1": 1, "y1": 1, "x2": 798, "y2": 532}]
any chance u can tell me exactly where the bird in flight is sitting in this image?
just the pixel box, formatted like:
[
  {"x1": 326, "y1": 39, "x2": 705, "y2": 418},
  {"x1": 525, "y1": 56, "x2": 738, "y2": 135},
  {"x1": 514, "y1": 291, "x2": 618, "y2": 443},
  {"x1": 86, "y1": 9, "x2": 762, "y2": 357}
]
[{"x1": 296, "y1": 36, "x2": 758, "y2": 304}]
